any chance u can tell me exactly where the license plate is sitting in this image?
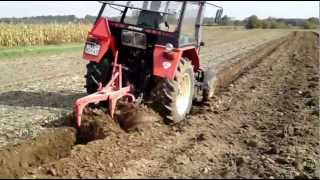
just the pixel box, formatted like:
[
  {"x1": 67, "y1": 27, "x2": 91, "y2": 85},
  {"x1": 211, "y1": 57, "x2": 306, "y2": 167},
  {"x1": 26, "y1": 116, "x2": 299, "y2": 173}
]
[{"x1": 84, "y1": 43, "x2": 100, "y2": 56}]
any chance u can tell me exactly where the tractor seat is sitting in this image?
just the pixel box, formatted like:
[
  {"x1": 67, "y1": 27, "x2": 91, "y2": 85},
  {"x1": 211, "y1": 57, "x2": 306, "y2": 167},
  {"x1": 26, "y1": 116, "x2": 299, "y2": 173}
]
[{"x1": 137, "y1": 10, "x2": 163, "y2": 29}]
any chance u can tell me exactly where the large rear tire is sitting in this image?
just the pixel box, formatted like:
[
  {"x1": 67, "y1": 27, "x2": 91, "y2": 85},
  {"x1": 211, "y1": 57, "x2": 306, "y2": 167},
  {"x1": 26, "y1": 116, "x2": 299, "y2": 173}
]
[
  {"x1": 85, "y1": 57, "x2": 112, "y2": 94},
  {"x1": 151, "y1": 58, "x2": 195, "y2": 124}
]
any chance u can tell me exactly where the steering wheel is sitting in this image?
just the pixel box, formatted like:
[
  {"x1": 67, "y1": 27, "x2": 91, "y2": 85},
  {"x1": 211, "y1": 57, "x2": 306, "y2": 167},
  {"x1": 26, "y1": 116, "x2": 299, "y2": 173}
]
[
  {"x1": 138, "y1": 22, "x2": 151, "y2": 28},
  {"x1": 165, "y1": 21, "x2": 170, "y2": 30}
]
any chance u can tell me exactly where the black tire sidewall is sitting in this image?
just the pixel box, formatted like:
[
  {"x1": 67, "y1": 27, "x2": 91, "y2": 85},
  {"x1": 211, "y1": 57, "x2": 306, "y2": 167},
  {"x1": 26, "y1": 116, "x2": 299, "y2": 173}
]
[
  {"x1": 85, "y1": 63, "x2": 98, "y2": 94},
  {"x1": 85, "y1": 58, "x2": 112, "y2": 94}
]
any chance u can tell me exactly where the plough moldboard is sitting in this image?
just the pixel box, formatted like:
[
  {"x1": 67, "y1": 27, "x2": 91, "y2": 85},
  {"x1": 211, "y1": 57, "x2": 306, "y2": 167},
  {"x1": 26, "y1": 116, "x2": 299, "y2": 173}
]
[{"x1": 74, "y1": 51, "x2": 135, "y2": 127}]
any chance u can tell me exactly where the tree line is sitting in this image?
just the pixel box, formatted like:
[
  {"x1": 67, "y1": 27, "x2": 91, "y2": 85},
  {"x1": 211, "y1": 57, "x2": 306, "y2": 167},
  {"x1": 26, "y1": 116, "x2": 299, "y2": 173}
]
[
  {"x1": 1, "y1": 14, "x2": 318, "y2": 29},
  {"x1": 0, "y1": 15, "x2": 96, "y2": 24},
  {"x1": 203, "y1": 15, "x2": 319, "y2": 29}
]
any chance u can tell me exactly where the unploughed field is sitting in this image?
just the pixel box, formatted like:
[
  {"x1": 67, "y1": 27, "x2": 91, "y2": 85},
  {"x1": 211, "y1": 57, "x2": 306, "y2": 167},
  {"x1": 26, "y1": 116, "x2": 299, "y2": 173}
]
[{"x1": 0, "y1": 28, "x2": 318, "y2": 179}]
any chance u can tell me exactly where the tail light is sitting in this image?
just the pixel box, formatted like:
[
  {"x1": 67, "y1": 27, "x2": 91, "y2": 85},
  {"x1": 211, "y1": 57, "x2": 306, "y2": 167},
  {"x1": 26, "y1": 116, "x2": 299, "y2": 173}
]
[
  {"x1": 87, "y1": 35, "x2": 101, "y2": 44},
  {"x1": 163, "y1": 46, "x2": 179, "y2": 61},
  {"x1": 165, "y1": 43, "x2": 174, "y2": 53}
]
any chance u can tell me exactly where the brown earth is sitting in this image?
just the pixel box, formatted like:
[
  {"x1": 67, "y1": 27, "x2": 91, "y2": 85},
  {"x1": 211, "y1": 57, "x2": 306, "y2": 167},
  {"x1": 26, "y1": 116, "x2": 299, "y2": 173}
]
[
  {"x1": 0, "y1": 29, "x2": 289, "y2": 148},
  {"x1": 212, "y1": 35, "x2": 287, "y2": 93},
  {"x1": 0, "y1": 127, "x2": 76, "y2": 178},
  {"x1": 0, "y1": 31, "x2": 318, "y2": 179}
]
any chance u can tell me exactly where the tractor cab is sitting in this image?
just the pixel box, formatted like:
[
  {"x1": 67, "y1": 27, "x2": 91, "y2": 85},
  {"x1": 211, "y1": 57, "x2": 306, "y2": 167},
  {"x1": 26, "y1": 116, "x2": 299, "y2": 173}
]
[
  {"x1": 76, "y1": 1, "x2": 223, "y2": 127},
  {"x1": 93, "y1": 1, "x2": 204, "y2": 48}
]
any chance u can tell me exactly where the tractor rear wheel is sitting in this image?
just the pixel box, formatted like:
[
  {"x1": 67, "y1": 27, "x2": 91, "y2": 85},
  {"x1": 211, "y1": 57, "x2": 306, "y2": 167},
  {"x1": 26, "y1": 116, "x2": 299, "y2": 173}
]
[
  {"x1": 151, "y1": 58, "x2": 195, "y2": 124},
  {"x1": 85, "y1": 58, "x2": 112, "y2": 94}
]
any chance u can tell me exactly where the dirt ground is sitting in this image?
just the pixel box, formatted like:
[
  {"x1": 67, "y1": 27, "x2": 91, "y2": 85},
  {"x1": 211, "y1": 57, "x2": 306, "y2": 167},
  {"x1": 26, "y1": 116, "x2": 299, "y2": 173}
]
[
  {"x1": 0, "y1": 31, "x2": 317, "y2": 179},
  {"x1": 0, "y1": 29, "x2": 290, "y2": 148}
]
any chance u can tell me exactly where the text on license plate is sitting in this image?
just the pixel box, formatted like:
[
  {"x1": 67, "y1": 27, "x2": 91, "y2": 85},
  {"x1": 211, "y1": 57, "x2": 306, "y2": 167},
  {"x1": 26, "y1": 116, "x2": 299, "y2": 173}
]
[{"x1": 85, "y1": 43, "x2": 100, "y2": 56}]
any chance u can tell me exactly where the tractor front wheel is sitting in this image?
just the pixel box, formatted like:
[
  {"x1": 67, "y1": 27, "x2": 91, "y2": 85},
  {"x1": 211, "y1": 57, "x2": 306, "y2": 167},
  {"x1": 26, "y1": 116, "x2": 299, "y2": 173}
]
[{"x1": 151, "y1": 58, "x2": 195, "y2": 124}]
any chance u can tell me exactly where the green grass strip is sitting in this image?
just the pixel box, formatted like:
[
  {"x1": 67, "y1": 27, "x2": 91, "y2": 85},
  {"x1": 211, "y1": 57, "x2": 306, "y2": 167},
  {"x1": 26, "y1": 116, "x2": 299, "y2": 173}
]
[{"x1": 0, "y1": 43, "x2": 84, "y2": 60}]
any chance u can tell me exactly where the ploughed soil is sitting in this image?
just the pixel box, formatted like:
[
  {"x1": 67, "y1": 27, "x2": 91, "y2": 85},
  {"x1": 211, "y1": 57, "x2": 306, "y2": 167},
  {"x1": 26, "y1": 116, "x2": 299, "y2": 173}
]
[{"x1": 0, "y1": 31, "x2": 318, "y2": 179}]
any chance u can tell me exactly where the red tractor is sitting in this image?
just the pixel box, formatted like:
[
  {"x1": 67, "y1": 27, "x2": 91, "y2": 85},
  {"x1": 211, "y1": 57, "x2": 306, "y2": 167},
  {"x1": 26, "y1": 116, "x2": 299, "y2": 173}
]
[{"x1": 75, "y1": 1, "x2": 223, "y2": 127}]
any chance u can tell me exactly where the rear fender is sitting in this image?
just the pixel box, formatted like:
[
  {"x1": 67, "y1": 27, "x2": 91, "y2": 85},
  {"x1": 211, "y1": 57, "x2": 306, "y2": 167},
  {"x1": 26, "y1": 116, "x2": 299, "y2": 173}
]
[
  {"x1": 182, "y1": 48, "x2": 200, "y2": 71},
  {"x1": 83, "y1": 17, "x2": 117, "y2": 63},
  {"x1": 153, "y1": 45, "x2": 200, "y2": 80}
]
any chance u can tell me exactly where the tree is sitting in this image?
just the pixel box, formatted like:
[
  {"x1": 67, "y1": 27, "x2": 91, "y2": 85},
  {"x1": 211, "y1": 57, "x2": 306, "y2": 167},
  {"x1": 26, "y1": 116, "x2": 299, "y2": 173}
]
[
  {"x1": 303, "y1": 17, "x2": 319, "y2": 29},
  {"x1": 233, "y1": 20, "x2": 243, "y2": 26},
  {"x1": 303, "y1": 21, "x2": 318, "y2": 29},
  {"x1": 84, "y1": 15, "x2": 96, "y2": 24},
  {"x1": 261, "y1": 20, "x2": 270, "y2": 29},
  {"x1": 270, "y1": 19, "x2": 279, "y2": 29},
  {"x1": 307, "y1": 17, "x2": 319, "y2": 25},
  {"x1": 220, "y1": 15, "x2": 232, "y2": 26},
  {"x1": 245, "y1": 15, "x2": 261, "y2": 29},
  {"x1": 203, "y1": 17, "x2": 215, "y2": 25}
]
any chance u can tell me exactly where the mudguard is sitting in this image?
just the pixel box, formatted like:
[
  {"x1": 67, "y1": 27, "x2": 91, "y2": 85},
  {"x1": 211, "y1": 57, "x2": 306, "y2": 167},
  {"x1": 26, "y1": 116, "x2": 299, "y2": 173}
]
[
  {"x1": 83, "y1": 17, "x2": 117, "y2": 63},
  {"x1": 153, "y1": 45, "x2": 200, "y2": 79},
  {"x1": 203, "y1": 69, "x2": 217, "y2": 99}
]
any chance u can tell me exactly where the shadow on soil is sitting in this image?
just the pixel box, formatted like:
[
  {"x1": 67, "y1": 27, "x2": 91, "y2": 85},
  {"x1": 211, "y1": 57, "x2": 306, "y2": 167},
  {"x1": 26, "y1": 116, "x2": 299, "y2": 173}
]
[{"x1": 0, "y1": 90, "x2": 86, "y2": 109}]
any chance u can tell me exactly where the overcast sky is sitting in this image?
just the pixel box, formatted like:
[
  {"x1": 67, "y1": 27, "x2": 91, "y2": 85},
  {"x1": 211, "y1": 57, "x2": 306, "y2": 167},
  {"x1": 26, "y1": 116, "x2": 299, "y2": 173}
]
[{"x1": 0, "y1": 1, "x2": 318, "y2": 20}]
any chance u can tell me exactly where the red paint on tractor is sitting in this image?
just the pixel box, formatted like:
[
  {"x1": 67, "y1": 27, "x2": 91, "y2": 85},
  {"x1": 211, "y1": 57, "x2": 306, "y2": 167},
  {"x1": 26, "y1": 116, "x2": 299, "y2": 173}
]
[
  {"x1": 182, "y1": 48, "x2": 200, "y2": 70},
  {"x1": 153, "y1": 45, "x2": 182, "y2": 80},
  {"x1": 83, "y1": 17, "x2": 116, "y2": 63},
  {"x1": 153, "y1": 45, "x2": 200, "y2": 79}
]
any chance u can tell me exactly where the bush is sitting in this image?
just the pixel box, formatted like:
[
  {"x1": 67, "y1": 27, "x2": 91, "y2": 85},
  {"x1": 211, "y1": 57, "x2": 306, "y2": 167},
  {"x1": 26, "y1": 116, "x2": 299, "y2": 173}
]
[
  {"x1": 220, "y1": 15, "x2": 232, "y2": 26},
  {"x1": 246, "y1": 15, "x2": 261, "y2": 29},
  {"x1": 303, "y1": 21, "x2": 318, "y2": 29},
  {"x1": 269, "y1": 20, "x2": 287, "y2": 29},
  {"x1": 233, "y1": 20, "x2": 243, "y2": 26},
  {"x1": 261, "y1": 20, "x2": 270, "y2": 29},
  {"x1": 303, "y1": 18, "x2": 319, "y2": 29},
  {"x1": 246, "y1": 16, "x2": 288, "y2": 29},
  {"x1": 307, "y1": 17, "x2": 319, "y2": 25}
]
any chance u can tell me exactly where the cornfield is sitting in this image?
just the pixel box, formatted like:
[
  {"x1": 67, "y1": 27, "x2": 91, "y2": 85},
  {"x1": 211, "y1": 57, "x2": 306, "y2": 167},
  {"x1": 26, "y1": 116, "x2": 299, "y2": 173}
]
[{"x1": 0, "y1": 23, "x2": 91, "y2": 48}]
